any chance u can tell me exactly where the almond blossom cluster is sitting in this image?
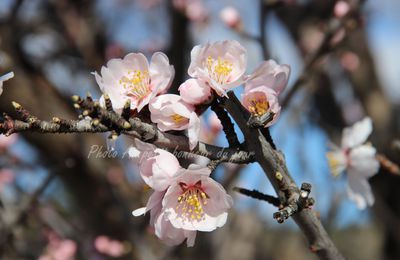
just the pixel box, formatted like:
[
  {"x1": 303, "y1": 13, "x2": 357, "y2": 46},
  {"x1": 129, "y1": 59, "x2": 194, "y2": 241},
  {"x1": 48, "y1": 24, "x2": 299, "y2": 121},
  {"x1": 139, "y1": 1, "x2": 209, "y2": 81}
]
[
  {"x1": 92, "y1": 40, "x2": 291, "y2": 246},
  {"x1": 326, "y1": 117, "x2": 380, "y2": 209},
  {"x1": 129, "y1": 140, "x2": 233, "y2": 247},
  {"x1": 94, "y1": 40, "x2": 290, "y2": 151}
]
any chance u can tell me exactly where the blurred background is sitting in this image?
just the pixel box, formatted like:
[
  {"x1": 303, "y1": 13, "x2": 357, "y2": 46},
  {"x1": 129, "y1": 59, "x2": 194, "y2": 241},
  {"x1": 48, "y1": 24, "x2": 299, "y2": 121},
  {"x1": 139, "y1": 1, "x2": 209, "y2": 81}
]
[{"x1": 0, "y1": 0, "x2": 399, "y2": 259}]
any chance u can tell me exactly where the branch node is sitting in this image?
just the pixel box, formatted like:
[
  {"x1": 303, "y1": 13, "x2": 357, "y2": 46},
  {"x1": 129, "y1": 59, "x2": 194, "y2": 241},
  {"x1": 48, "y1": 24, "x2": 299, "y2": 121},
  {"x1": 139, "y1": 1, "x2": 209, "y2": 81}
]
[
  {"x1": 71, "y1": 95, "x2": 81, "y2": 103},
  {"x1": 121, "y1": 100, "x2": 131, "y2": 120},
  {"x1": 103, "y1": 94, "x2": 113, "y2": 112}
]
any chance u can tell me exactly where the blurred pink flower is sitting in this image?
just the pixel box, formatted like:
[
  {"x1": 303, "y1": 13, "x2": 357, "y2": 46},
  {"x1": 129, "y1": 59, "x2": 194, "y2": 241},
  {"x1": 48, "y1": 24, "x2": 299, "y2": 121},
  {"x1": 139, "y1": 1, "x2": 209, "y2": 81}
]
[
  {"x1": 94, "y1": 236, "x2": 125, "y2": 257},
  {"x1": 185, "y1": 0, "x2": 208, "y2": 22},
  {"x1": 330, "y1": 28, "x2": 346, "y2": 46},
  {"x1": 39, "y1": 232, "x2": 77, "y2": 260},
  {"x1": 178, "y1": 78, "x2": 212, "y2": 105},
  {"x1": 326, "y1": 117, "x2": 380, "y2": 209},
  {"x1": 188, "y1": 40, "x2": 247, "y2": 96},
  {"x1": 334, "y1": 1, "x2": 350, "y2": 18},
  {"x1": 340, "y1": 51, "x2": 360, "y2": 71},
  {"x1": 137, "y1": 0, "x2": 163, "y2": 9},
  {"x1": 149, "y1": 94, "x2": 200, "y2": 150},
  {"x1": 241, "y1": 60, "x2": 290, "y2": 126},
  {"x1": 94, "y1": 52, "x2": 174, "y2": 112},
  {"x1": 0, "y1": 72, "x2": 14, "y2": 96},
  {"x1": 0, "y1": 134, "x2": 18, "y2": 150},
  {"x1": 0, "y1": 169, "x2": 14, "y2": 190},
  {"x1": 129, "y1": 139, "x2": 181, "y2": 191},
  {"x1": 220, "y1": 6, "x2": 242, "y2": 29},
  {"x1": 199, "y1": 112, "x2": 222, "y2": 143}
]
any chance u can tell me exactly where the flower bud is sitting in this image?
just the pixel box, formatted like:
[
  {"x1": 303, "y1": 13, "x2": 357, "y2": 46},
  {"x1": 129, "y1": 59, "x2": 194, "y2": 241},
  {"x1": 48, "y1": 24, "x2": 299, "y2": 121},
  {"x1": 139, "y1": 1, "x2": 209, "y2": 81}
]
[
  {"x1": 220, "y1": 6, "x2": 241, "y2": 29},
  {"x1": 178, "y1": 78, "x2": 212, "y2": 105}
]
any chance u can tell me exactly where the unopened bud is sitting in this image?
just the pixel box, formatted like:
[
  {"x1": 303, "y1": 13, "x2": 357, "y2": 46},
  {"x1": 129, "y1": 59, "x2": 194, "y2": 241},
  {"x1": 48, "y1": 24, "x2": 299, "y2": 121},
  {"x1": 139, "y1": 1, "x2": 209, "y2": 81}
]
[
  {"x1": 71, "y1": 95, "x2": 80, "y2": 102},
  {"x1": 220, "y1": 6, "x2": 242, "y2": 30},
  {"x1": 11, "y1": 101, "x2": 21, "y2": 110},
  {"x1": 52, "y1": 117, "x2": 61, "y2": 124}
]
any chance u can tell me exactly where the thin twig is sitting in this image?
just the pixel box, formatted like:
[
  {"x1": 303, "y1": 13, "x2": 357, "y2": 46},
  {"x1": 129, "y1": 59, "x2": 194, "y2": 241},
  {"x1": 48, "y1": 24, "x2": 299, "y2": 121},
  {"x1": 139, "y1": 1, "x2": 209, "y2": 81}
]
[
  {"x1": 210, "y1": 98, "x2": 240, "y2": 148},
  {"x1": 233, "y1": 187, "x2": 280, "y2": 207}
]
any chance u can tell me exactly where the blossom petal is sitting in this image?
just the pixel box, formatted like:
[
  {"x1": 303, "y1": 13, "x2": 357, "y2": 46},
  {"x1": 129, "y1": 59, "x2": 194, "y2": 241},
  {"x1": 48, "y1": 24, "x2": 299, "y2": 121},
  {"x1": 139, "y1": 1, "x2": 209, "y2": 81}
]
[
  {"x1": 0, "y1": 71, "x2": 14, "y2": 95},
  {"x1": 347, "y1": 171, "x2": 374, "y2": 209},
  {"x1": 341, "y1": 117, "x2": 373, "y2": 149},
  {"x1": 349, "y1": 145, "x2": 379, "y2": 178},
  {"x1": 245, "y1": 60, "x2": 290, "y2": 94},
  {"x1": 188, "y1": 112, "x2": 200, "y2": 150},
  {"x1": 150, "y1": 52, "x2": 175, "y2": 94}
]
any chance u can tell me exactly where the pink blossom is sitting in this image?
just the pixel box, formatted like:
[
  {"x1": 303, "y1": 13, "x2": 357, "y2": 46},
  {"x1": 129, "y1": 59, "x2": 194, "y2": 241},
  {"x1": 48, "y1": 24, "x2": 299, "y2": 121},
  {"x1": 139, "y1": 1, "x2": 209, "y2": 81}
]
[
  {"x1": 0, "y1": 169, "x2": 14, "y2": 190},
  {"x1": 163, "y1": 164, "x2": 233, "y2": 232},
  {"x1": 178, "y1": 78, "x2": 212, "y2": 105},
  {"x1": 0, "y1": 72, "x2": 14, "y2": 96},
  {"x1": 188, "y1": 40, "x2": 247, "y2": 96},
  {"x1": 326, "y1": 117, "x2": 380, "y2": 209},
  {"x1": 220, "y1": 6, "x2": 241, "y2": 29},
  {"x1": 154, "y1": 211, "x2": 197, "y2": 246},
  {"x1": 340, "y1": 51, "x2": 360, "y2": 71},
  {"x1": 199, "y1": 113, "x2": 222, "y2": 144},
  {"x1": 149, "y1": 94, "x2": 200, "y2": 150},
  {"x1": 334, "y1": 1, "x2": 350, "y2": 18},
  {"x1": 132, "y1": 190, "x2": 197, "y2": 247},
  {"x1": 94, "y1": 52, "x2": 174, "y2": 112},
  {"x1": 132, "y1": 164, "x2": 232, "y2": 247},
  {"x1": 185, "y1": 0, "x2": 208, "y2": 22},
  {"x1": 129, "y1": 139, "x2": 181, "y2": 191},
  {"x1": 241, "y1": 60, "x2": 290, "y2": 127},
  {"x1": 39, "y1": 232, "x2": 77, "y2": 260},
  {"x1": 0, "y1": 134, "x2": 18, "y2": 150},
  {"x1": 94, "y1": 235, "x2": 125, "y2": 257}
]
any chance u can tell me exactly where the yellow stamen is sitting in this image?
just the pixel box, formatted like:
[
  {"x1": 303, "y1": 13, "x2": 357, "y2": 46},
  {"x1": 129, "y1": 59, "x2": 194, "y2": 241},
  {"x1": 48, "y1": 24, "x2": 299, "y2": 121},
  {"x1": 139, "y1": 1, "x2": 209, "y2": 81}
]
[
  {"x1": 176, "y1": 183, "x2": 209, "y2": 222},
  {"x1": 326, "y1": 152, "x2": 345, "y2": 177},
  {"x1": 171, "y1": 114, "x2": 186, "y2": 123},
  {"x1": 120, "y1": 70, "x2": 151, "y2": 101},
  {"x1": 206, "y1": 56, "x2": 233, "y2": 85},
  {"x1": 248, "y1": 98, "x2": 269, "y2": 116}
]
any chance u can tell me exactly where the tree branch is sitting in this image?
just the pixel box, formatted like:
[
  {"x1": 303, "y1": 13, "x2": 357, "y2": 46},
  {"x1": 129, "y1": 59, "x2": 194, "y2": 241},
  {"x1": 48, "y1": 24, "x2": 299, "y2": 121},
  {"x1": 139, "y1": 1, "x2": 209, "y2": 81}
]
[
  {"x1": 223, "y1": 91, "x2": 344, "y2": 260},
  {"x1": 0, "y1": 96, "x2": 254, "y2": 164}
]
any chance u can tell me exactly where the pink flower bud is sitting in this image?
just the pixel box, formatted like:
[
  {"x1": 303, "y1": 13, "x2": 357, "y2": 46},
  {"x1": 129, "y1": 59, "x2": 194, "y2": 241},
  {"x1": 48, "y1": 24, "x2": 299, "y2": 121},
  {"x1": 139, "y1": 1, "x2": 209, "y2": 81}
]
[
  {"x1": 185, "y1": 0, "x2": 208, "y2": 22},
  {"x1": 334, "y1": 1, "x2": 350, "y2": 18},
  {"x1": 220, "y1": 6, "x2": 241, "y2": 29},
  {"x1": 179, "y1": 78, "x2": 212, "y2": 105}
]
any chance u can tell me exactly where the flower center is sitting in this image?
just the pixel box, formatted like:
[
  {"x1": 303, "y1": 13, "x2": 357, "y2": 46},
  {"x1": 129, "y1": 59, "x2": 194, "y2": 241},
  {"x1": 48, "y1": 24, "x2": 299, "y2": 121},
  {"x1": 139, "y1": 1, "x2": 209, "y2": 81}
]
[
  {"x1": 248, "y1": 98, "x2": 269, "y2": 116},
  {"x1": 119, "y1": 70, "x2": 151, "y2": 101},
  {"x1": 206, "y1": 56, "x2": 233, "y2": 85},
  {"x1": 176, "y1": 181, "x2": 209, "y2": 221},
  {"x1": 326, "y1": 151, "x2": 347, "y2": 177},
  {"x1": 170, "y1": 114, "x2": 186, "y2": 124}
]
